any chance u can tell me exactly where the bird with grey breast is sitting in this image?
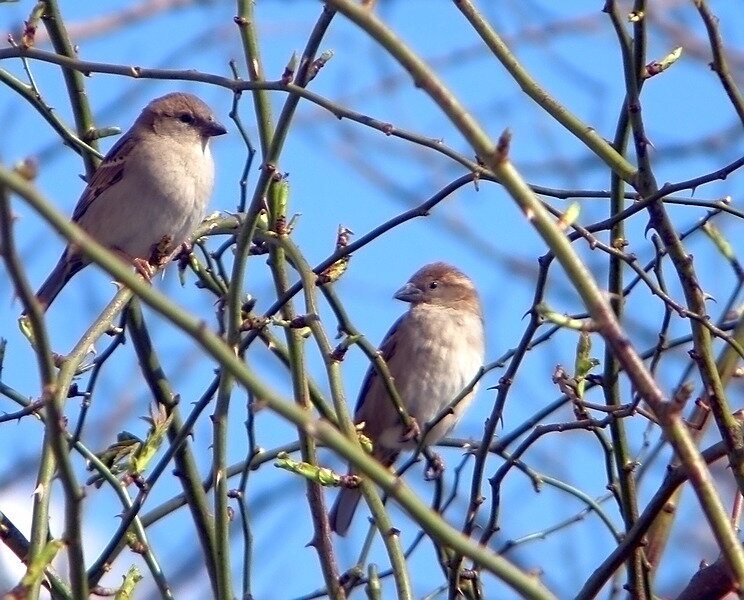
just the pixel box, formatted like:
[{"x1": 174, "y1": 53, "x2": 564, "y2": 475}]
[
  {"x1": 329, "y1": 262, "x2": 485, "y2": 536},
  {"x1": 32, "y1": 92, "x2": 226, "y2": 311}
]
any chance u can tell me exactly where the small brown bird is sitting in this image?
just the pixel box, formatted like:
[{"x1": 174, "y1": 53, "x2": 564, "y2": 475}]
[
  {"x1": 33, "y1": 92, "x2": 226, "y2": 311},
  {"x1": 329, "y1": 262, "x2": 485, "y2": 535}
]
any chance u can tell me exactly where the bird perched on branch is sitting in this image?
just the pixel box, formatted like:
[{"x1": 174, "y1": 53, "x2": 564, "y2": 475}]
[
  {"x1": 32, "y1": 92, "x2": 226, "y2": 311},
  {"x1": 330, "y1": 262, "x2": 485, "y2": 536}
]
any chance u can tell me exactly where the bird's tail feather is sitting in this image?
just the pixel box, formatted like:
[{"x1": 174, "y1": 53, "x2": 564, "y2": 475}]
[
  {"x1": 329, "y1": 486, "x2": 361, "y2": 536},
  {"x1": 329, "y1": 449, "x2": 399, "y2": 536},
  {"x1": 34, "y1": 251, "x2": 85, "y2": 312}
]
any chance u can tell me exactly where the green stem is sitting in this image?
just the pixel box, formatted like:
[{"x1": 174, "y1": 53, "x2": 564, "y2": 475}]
[
  {"x1": 319, "y1": 0, "x2": 744, "y2": 587},
  {"x1": 40, "y1": 0, "x2": 100, "y2": 176},
  {"x1": 235, "y1": 0, "x2": 274, "y2": 157},
  {"x1": 454, "y1": 0, "x2": 636, "y2": 183},
  {"x1": 277, "y1": 238, "x2": 413, "y2": 600},
  {"x1": 266, "y1": 187, "x2": 344, "y2": 597},
  {"x1": 603, "y1": 4, "x2": 648, "y2": 594},
  {"x1": 125, "y1": 300, "x2": 219, "y2": 597}
]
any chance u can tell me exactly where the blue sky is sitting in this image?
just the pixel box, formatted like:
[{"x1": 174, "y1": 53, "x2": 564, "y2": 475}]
[{"x1": 2, "y1": 1, "x2": 744, "y2": 598}]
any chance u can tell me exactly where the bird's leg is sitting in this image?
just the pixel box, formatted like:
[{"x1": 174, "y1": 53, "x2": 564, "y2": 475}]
[
  {"x1": 111, "y1": 248, "x2": 156, "y2": 282},
  {"x1": 131, "y1": 257, "x2": 156, "y2": 282},
  {"x1": 424, "y1": 453, "x2": 445, "y2": 481},
  {"x1": 399, "y1": 417, "x2": 421, "y2": 443}
]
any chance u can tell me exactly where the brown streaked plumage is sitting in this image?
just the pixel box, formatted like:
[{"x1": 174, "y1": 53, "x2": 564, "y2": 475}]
[
  {"x1": 33, "y1": 92, "x2": 226, "y2": 311},
  {"x1": 329, "y1": 262, "x2": 485, "y2": 535}
]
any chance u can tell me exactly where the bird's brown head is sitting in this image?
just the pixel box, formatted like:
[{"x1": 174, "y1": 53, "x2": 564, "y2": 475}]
[
  {"x1": 394, "y1": 262, "x2": 481, "y2": 314},
  {"x1": 140, "y1": 92, "x2": 227, "y2": 143}
]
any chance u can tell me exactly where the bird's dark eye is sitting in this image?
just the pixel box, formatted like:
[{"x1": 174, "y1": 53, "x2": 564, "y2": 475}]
[
  {"x1": 429, "y1": 281, "x2": 439, "y2": 290},
  {"x1": 178, "y1": 112, "x2": 194, "y2": 124}
]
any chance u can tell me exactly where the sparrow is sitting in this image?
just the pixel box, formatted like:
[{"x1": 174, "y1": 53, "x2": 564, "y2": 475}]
[
  {"x1": 33, "y1": 92, "x2": 226, "y2": 311},
  {"x1": 329, "y1": 262, "x2": 485, "y2": 536}
]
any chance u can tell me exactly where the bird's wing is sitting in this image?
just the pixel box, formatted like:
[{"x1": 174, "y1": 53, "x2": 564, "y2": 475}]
[
  {"x1": 71, "y1": 133, "x2": 137, "y2": 223},
  {"x1": 354, "y1": 314, "x2": 404, "y2": 414}
]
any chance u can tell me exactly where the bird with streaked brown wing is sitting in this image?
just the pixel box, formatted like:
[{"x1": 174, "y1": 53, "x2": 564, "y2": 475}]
[
  {"x1": 32, "y1": 92, "x2": 226, "y2": 311},
  {"x1": 330, "y1": 262, "x2": 485, "y2": 536}
]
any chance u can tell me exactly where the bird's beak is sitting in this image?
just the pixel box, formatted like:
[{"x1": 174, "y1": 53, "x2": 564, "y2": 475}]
[
  {"x1": 394, "y1": 282, "x2": 422, "y2": 303},
  {"x1": 205, "y1": 119, "x2": 227, "y2": 137}
]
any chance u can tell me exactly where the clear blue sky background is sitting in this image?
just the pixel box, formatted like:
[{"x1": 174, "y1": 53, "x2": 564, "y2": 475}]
[{"x1": 2, "y1": 1, "x2": 744, "y2": 598}]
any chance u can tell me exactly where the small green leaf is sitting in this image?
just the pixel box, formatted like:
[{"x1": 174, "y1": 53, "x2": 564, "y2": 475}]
[
  {"x1": 535, "y1": 302, "x2": 596, "y2": 332},
  {"x1": 21, "y1": 2, "x2": 46, "y2": 48},
  {"x1": 356, "y1": 428, "x2": 373, "y2": 455},
  {"x1": 18, "y1": 313, "x2": 36, "y2": 346},
  {"x1": 282, "y1": 51, "x2": 298, "y2": 83},
  {"x1": 274, "y1": 452, "x2": 342, "y2": 486},
  {"x1": 269, "y1": 178, "x2": 290, "y2": 230},
  {"x1": 114, "y1": 566, "x2": 143, "y2": 600},
  {"x1": 574, "y1": 332, "x2": 599, "y2": 398},
  {"x1": 129, "y1": 404, "x2": 173, "y2": 475},
  {"x1": 317, "y1": 226, "x2": 353, "y2": 284},
  {"x1": 255, "y1": 209, "x2": 269, "y2": 231},
  {"x1": 703, "y1": 221, "x2": 735, "y2": 261},
  {"x1": 645, "y1": 46, "x2": 683, "y2": 78},
  {"x1": 556, "y1": 202, "x2": 580, "y2": 230},
  {"x1": 308, "y1": 50, "x2": 334, "y2": 82},
  {"x1": 87, "y1": 431, "x2": 142, "y2": 487},
  {"x1": 20, "y1": 538, "x2": 63, "y2": 588}
]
